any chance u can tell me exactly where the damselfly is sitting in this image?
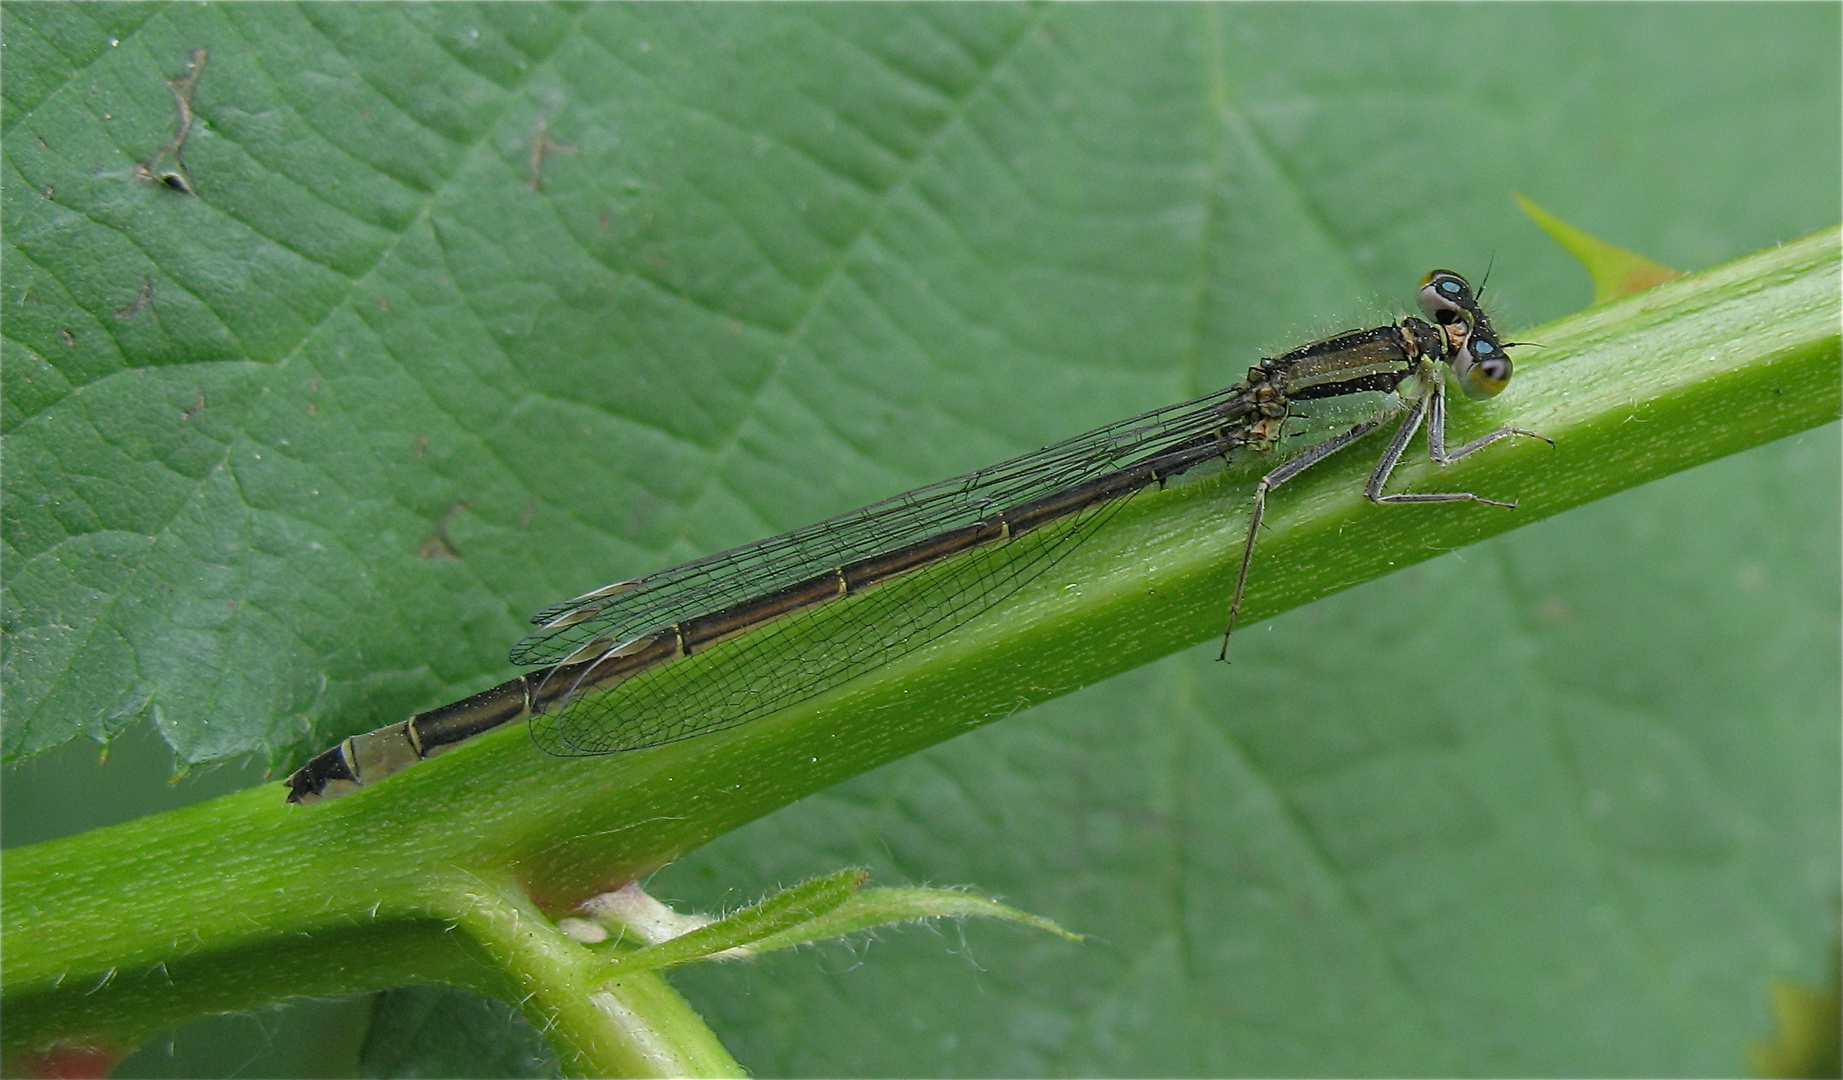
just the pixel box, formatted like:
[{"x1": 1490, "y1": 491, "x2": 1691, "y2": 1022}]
[{"x1": 286, "y1": 271, "x2": 1547, "y2": 803}]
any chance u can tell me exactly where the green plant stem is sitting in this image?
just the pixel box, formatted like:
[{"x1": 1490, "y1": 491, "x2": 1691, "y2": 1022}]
[
  {"x1": 438, "y1": 875, "x2": 744, "y2": 1078},
  {"x1": 4, "y1": 227, "x2": 1837, "y2": 1071}
]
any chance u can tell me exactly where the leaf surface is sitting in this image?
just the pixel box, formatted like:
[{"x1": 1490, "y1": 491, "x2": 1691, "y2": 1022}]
[{"x1": 3, "y1": 3, "x2": 1836, "y2": 1077}]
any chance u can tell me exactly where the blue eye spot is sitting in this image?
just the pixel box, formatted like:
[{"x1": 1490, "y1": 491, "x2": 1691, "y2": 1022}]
[
  {"x1": 1441, "y1": 280, "x2": 1461, "y2": 294},
  {"x1": 1474, "y1": 340, "x2": 1496, "y2": 354}
]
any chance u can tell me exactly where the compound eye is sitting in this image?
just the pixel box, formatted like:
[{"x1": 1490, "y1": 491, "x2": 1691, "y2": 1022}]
[
  {"x1": 1455, "y1": 335, "x2": 1513, "y2": 399},
  {"x1": 1418, "y1": 270, "x2": 1476, "y2": 326}
]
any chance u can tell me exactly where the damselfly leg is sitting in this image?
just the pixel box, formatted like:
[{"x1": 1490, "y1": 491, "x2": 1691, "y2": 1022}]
[{"x1": 1218, "y1": 301, "x2": 1551, "y2": 659}]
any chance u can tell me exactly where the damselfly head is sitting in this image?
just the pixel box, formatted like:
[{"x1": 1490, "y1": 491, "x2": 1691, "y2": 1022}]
[
  {"x1": 1419, "y1": 269, "x2": 1513, "y2": 399},
  {"x1": 1451, "y1": 325, "x2": 1513, "y2": 399}
]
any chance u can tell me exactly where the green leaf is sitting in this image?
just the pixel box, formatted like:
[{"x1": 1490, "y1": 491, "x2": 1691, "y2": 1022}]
[
  {"x1": 604, "y1": 871, "x2": 867, "y2": 973},
  {"x1": 1514, "y1": 192, "x2": 1684, "y2": 303},
  {"x1": 361, "y1": 986, "x2": 561, "y2": 1080},
  {"x1": 743, "y1": 886, "x2": 1083, "y2": 955},
  {"x1": 3, "y1": 4, "x2": 1837, "y2": 1078},
  {"x1": 597, "y1": 874, "x2": 1079, "y2": 975},
  {"x1": 1750, "y1": 962, "x2": 1843, "y2": 1080}
]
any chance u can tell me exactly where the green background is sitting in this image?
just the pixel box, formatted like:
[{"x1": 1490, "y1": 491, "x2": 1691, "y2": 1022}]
[{"x1": 3, "y1": 3, "x2": 1837, "y2": 1076}]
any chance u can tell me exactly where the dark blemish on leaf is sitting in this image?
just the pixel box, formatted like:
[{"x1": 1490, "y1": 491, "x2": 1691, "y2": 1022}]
[
  {"x1": 181, "y1": 390, "x2": 205, "y2": 420},
  {"x1": 36, "y1": 136, "x2": 49, "y2": 152},
  {"x1": 418, "y1": 500, "x2": 474, "y2": 561},
  {"x1": 418, "y1": 529, "x2": 459, "y2": 561},
  {"x1": 306, "y1": 401, "x2": 318, "y2": 417},
  {"x1": 59, "y1": 329, "x2": 75, "y2": 348},
  {"x1": 42, "y1": 187, "x2": 54, "y2": 200},
  {"x1": 526, "y1": 116, "x2": 576, "y2": 193},
  {"x1": 113, "y1": 278, "x2": 154, "y2": 320},
  {"x1": 136, "y1": 47, "x2": 207, "y2": 196}
]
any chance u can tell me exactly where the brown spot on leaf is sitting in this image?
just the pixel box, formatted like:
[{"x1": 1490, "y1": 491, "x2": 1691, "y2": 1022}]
[
  {"x1": 418, "y1": 500, "x2": 474, "y2": 561},
  {"x1": 137, "y1": 47, "x2": 207, "y2": 196},
  {"x1": 113, "y1": 278, "x2": 154, "y2": 320},
  {"x1": 526, "y1": 116, "x2": 576, "y2": 193}
]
